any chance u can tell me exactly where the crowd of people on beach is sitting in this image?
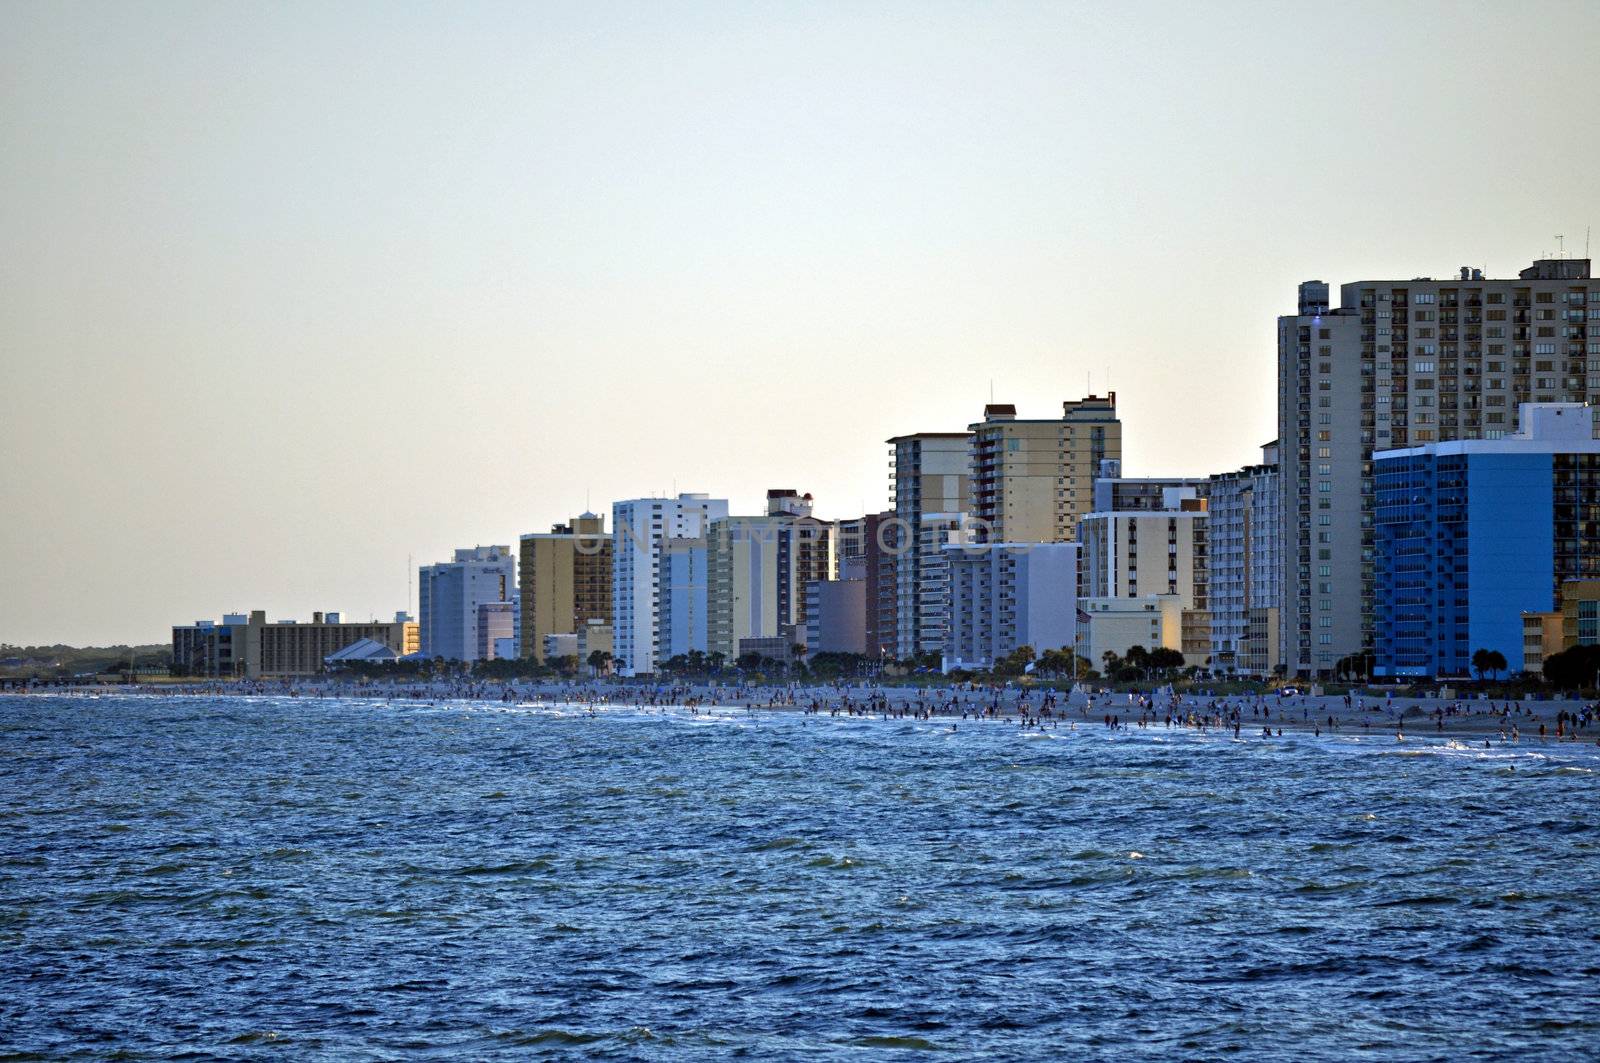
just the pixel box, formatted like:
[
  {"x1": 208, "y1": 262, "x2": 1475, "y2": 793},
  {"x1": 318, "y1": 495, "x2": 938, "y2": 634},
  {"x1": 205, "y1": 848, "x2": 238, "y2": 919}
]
[{"x1": 6, "y1": 673, "x2": 1599, "y2": 746}]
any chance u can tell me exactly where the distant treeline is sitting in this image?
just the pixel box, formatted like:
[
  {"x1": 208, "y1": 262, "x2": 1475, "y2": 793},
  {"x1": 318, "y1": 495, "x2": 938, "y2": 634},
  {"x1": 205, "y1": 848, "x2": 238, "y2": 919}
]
[{"x1": 0, "y1": 643, "x2": 172, "y2": 677}]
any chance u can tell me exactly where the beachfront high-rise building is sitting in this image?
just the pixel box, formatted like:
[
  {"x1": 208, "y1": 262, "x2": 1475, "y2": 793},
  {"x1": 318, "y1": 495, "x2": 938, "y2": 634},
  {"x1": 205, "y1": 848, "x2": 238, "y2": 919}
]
[
  {"x1": 805, "y1": 556, "x2": 870, "y2": 656},
  {"x1": 476, "y1": 601, "x2": 516, "y2": 661},
  {"x1": 765, "y1": 491, "x2": 835, "y2": 635},
  {"x1": 612, "y1": 493, "x2": 729, "y2": 676},
  {"x1": 1373, "y1": 403, "x2": 1600, "y2": 678},
  {"x1": 1076, "y1": 483, "x2": 1210, "y2": 661},
  {"x1": 1207, "y1": 443, "x2": 1281, "y2": 676},
  {"x1": 888, "y1": 431, "x2": 971, "y2": 659},
  {"x1": 1278, "y1": 256, "x2": 1596, "y2": 677},
  {"x1": 835, "y1": 511, "x2": 894, "y2": 659},
  {"x1": 705, "y1": 517, "x2": 783, "y2": 661},
  {"x1": 418, "y1": 545, "x2": 516, "y2": 661},
  {"x1": 1089, "y1": 461, "x2": 1209, "y2": 514},
  {"x1": 969, "y1": 395, "x2": 1121, "y2": 546},
  {"x1": 941, "y1": 542, "x2": 1079, "y2": 672},
  {"x1": 704, "y1": 492, "x2": 837, "y2": 661},
  {"x1": 914, "y1": 513, "x2": 975, "y2": 658},
  {"x1": 657, "y1": 535, "x2": 709, "y2": 664},
  {"x1": 518, "y1": 513, "x2": 612, "y2": 661}
]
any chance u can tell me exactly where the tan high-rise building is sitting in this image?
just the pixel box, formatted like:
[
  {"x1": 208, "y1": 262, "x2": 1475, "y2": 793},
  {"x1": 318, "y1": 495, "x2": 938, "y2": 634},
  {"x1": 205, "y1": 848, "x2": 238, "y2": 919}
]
[
  {"x1": 970, "y1": 395, "x2": 1122, "y2": 544},
  {"x1": 705, "y1": 492, "x2": 837, "y2": 661},
  {"x1": 519, "y1": 512, "x2": 612, "y2": 661},
  {"x1": 887, "y1": 432, "x2": 972, "y2": 658}
]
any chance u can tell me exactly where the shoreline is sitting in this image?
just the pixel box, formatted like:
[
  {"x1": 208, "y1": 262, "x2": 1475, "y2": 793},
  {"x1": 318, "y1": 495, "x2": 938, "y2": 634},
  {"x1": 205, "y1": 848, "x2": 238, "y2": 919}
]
[{"x1": 8, "y1": 679, "x2": 1598, "y2": 745}]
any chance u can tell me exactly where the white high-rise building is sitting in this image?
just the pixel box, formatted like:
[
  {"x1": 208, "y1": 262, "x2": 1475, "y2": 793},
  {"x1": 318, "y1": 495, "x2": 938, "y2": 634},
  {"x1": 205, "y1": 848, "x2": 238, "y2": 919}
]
[
  {"x1": 914, "y1": 513, "x2": 973, "y2": 657},
  {"x1": 612, "y1": 493, "x2": 729, "y2": 676},
  {"x1": 418, "y1": 545, "x2": 516, "y2": 661},
  {"x1": 1208, "y1": 442, "x2": 1281, "y2": 676}
]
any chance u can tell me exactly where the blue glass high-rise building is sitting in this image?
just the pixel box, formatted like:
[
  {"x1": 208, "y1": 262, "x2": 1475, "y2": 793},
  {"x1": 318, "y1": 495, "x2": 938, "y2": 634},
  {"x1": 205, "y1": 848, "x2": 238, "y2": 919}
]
[{"x1": 1374, "y1": 403, "x2": 1600, "y2": 677}]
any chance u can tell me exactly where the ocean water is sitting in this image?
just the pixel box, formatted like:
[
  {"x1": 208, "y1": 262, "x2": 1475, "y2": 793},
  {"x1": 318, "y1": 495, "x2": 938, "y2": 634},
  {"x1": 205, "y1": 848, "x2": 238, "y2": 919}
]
[{"x1": 3, "y1": 694, "x2": 1598, "y2": 1060}]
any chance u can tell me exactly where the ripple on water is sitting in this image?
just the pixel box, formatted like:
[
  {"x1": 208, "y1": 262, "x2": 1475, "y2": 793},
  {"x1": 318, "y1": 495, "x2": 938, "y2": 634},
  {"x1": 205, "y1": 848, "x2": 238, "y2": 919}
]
[{"x1": 3, "y1": 692, "x2": 1599, "y2": 1062}]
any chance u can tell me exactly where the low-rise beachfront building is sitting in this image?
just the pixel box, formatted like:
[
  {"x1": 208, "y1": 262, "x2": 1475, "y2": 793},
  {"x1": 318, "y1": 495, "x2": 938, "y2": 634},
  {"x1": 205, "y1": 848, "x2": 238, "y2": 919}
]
[
  {"x1": 1558, "y1": 579, "x2": 1600, "y2": 650},
  {"x1": 1521, "y1": 611, "x2": 1562, "y2": 674},
  {"x1": 543, "y1": 632, "x2": 579, "y2": 662},
  {"x1": 738, "y1": 629, "x2": 803, "y2": 668},
  {"x1": 1373, "y1": 403, "x2": 1600, "y2": 678},
  {"x1": 577, "y1": 620, "x2": 613, "y2": 666},
  {"x1": 1079, "y1": 595, "x2": 1186, "y2": 669},
  {"x1": 172, "y1": 610, "x2": 418, "y2": 678},
  {"x1": 940, "y1": 542, "x2": 1078, "y2": 672}
]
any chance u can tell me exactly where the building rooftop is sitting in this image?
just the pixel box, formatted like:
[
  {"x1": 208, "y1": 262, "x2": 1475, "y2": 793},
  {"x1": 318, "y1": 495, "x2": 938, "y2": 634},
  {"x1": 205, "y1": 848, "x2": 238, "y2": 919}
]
[
  {"x1": 885, "y1": 431, "x2": 971, "y2": 443},
  {"x1": 1375, "y1": 403, "x2": 1600, "y2": 460}
]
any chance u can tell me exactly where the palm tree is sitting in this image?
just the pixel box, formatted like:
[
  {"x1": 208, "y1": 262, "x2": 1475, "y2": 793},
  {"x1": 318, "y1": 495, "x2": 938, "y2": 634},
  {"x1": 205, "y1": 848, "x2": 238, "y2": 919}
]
[{"x1": 1471, "y1": 648, "x2": 1504, "y2": 681}]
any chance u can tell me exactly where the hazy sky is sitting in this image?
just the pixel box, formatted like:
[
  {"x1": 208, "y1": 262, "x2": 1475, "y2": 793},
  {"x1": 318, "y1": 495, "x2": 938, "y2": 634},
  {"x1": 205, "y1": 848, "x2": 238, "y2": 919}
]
[{"x1": 3, "y1": 1, "x2": 1597, "y2": 645}]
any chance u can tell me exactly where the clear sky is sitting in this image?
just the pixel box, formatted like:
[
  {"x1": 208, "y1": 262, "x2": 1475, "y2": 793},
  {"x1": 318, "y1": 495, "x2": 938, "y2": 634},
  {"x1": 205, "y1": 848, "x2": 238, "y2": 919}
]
[{"x1": 3, "y1": 1, "x2": 1597, "y2": 646}]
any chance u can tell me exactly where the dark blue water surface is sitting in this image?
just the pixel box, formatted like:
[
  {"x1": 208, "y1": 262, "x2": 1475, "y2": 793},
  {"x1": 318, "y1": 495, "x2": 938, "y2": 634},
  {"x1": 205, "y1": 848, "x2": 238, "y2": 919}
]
[{"x1": 4, "y1": 694, "x2": 1599, "y2": 1060}]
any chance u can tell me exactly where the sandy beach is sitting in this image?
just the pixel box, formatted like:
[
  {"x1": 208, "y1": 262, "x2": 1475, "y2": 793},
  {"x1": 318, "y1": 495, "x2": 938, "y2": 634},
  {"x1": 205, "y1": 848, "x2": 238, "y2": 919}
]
[{"x1": 18, "y1": 677, "x2": 1599, "y2": 745}]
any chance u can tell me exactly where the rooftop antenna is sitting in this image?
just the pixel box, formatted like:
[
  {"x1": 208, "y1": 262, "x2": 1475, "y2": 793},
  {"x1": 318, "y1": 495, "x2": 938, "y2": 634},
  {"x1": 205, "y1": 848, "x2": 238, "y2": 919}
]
[
  {"x1": 1555, "y1": 234, "x2": 1565, "y2": 259},
  {"x1": 407, "y1": 553, "x2": 412, "y2": 612}
]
